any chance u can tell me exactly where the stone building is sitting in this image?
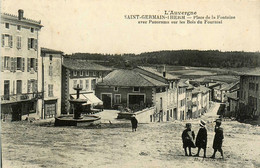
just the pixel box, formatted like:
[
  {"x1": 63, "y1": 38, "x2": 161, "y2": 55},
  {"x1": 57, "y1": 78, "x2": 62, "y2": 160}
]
[
  {"x1": 39, "y1": 48, "x2": 63, "y2": 119},
  {"x1": 239, "y1": 69, "x2": 260, "y2": 119},
  {"x1": 1, "y1": 10, "x2": 43, "y2": 121},
  {"x1": 61, "y1": 58, "x2": 111, "y2": 114}
]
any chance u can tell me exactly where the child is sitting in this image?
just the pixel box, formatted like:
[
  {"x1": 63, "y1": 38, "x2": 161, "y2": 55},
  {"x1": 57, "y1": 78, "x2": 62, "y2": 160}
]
[
  {"x1": 182, "y1": 123, "x2": 195, "y2": 156},
  {"x1": 195, "y1": 120, "x2": 207, "y2": 158},
  {"x1": 210, "y1": 119, "x2": 224, "y2": 159}
]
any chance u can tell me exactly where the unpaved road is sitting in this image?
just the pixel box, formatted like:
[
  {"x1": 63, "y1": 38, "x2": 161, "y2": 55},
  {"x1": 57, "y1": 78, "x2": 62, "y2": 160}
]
[{"x1": 1, "y1": 103, "x2": 260, "y2": 168}]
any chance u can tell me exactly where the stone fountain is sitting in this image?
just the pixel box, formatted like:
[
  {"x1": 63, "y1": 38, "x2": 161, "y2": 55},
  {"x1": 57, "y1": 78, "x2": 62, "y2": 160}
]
[{"x1": 55, "y1": 85, "x2": 101, "y2": 126}]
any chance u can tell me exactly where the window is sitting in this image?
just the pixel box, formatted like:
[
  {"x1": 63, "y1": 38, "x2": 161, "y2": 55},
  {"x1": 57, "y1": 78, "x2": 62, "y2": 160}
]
[
  {"x1": 16, "y1": 80, "x2": 22, "y2": 94},
  {"x1": 3, "y1": 56, "x2": 10, "y2": 70},
  {"x1": 93, "y1": 71, "x2": 96, "y2": 76},
  {"x1": 133, "y1": 87, "x2": 140, "y2": 92},
  {"x1": 156, "y1": 87, "x2": 161, "y2": 93},
  {"x1": 114, "y1": 94, "x2": 121, "y2": 104},
  {"x1": 2, "y1": 34, "x2": 13, "y2": 48},
  {"x1": 80, "y1": 71, "x2": 84, "y2": 76},
  {"x1": 5, "y1": 23, "x2": 9, "y2": 29},
  {"x1": 85, "y1": 71, "x2": 89, "y2": 76},
  {"x1": 73, "y1": 71, "x2": 77, "y2": 76},
  {"x1": 49, "y1": 55, "x2": 53, "y2": 61},
  {"x1": 162, "y1": 87, "x2": 166, "y2": 92},
  {"x1": 28, "y1": 38, "x2": 37, "y2": 50},
  {"x1": 16, "y1": 36, "x2": 21, "y2": 49},
  {"x1": 91, "y1": 79, "x2": 96, "y2": 90},
  {"x1": 17, "y1": 25, "x2": 21, "y2": 31},
  {"x1": 48, "y1": 84, "x2": 54, "y2": 97},
  {"x1": 49, "y1": 65, "x2": 53, "y2": 76},
  {"x1": 249, "y1": 83, "x2": 255, "y2": 90},
  {"x1": 73, "y1": 80, "x2": 77, "y2": 88},
  {"x1": 31, "y1": 28, "x2": 34, "y2": 33},
  {"x1": 79, "y1": 80, "x2": 83, "y2": 88},
  {"x1": 16, "y1": 57, "x2": 22, "y2": 70},
  {"x1": 114, "y1": 87, "x2": 118, "y2": 91},
  {"x1": 27, "y1": 58, "x2": 37, "y2": 72},
  {"x1": 85, "y1": 79, "x2": 89, "y2": 90}
]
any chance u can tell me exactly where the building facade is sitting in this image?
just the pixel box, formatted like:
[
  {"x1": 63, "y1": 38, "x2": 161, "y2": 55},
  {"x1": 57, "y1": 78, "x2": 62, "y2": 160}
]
[
  {"x1": 39, "y1": 48, "x2": 63, "y2": 119},
  {"x1": 61, "y1": 58, "x2": 111, "y2": 114},
  {"x1": 1, "y1": 10, "x2": 43, "y2": 121},
  {"x1": 239, "y1": 71, "x2": 260, "y2": 119}
]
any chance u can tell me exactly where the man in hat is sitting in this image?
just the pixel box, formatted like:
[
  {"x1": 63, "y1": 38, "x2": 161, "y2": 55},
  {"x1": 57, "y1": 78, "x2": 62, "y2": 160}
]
[
  {"x1": 130, "y1": 114, "x2": 138, "y2": 132},
  {"x1": 210, "y1": 119, "x2": 224, "y2": 159},
  {"x1": 182, "y1": 123, "x2": 195, "y2": 156},
  {"x1": 195, "y1": 120, "x2": 207, "y2": 158}
]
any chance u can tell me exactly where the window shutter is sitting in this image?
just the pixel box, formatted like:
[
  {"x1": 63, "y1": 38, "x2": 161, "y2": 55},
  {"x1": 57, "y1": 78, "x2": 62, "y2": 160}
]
[
  {"x1": 27, "y1": 58, "x2": 30, "y2": 72},
  {"x1": 28, "y1": 38, "x2": 31, "y2": 49},
  {"x1": 10, "y1": 57, "x2": 14, "y2": 72},
  {"x1": 1, "y1": 34, "x2": 4, "y2": 47},
  {"x1": 34, "y1": 39, "x2": 38, "y2": 50},
  {"x1": 16, "y1": 36, "x2": 19, "y2": 49},
  {"x1": 14, "y1": 57, "x2": 17, "y2": 72},
  {"x1": 1, "y1": 57, "x2": 4, "y2": 72},
  {"x1": 9, "y1": 35, "x2": 13, "y2": 48},
  {"x1": 22, "y1": 58, "x2": 25, "y2": 72},
  {"x1": 35, "y1": 80, "x2": 38, "y2": 92},
  {"x1": 27, "y1": 80, "x2": 31, "y2": 93},
  {"x1": 35, "y1": 58, "x2": 38, "y2": 72}
]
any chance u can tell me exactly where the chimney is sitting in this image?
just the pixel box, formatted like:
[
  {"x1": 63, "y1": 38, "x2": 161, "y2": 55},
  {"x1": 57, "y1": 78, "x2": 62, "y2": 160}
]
[
  {"x1": 163, "y1": 65, "x2": 166, "y2": 77},
  {"x1": 18, "y1": 9, "x2": 24, "y2": 20}
]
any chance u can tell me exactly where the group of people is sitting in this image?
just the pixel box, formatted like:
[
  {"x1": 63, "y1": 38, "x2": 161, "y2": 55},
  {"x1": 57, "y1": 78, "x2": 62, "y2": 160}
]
[
  {"x1": 130, "y1": 114, "x2": 224, "y2": 159},
  {"x1": 182, "y1": 119, "x2": 224, "y2": 159}
]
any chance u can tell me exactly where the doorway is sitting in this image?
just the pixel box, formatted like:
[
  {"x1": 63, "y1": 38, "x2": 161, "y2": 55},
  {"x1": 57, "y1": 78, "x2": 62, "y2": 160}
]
[{"x1": 101, "y1": 93, "x2": 112, "y2": 109}]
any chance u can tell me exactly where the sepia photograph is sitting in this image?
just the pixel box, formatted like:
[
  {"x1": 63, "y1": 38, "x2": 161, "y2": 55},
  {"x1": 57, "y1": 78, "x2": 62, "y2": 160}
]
[{"x1": 1, "y1": 0, "x2": 260, "y2": 167}]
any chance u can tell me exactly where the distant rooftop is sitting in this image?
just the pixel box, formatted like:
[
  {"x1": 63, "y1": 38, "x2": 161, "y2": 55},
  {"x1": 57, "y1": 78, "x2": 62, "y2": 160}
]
[
  {"x1": 41, "y1": 47, "x2": 63, "y2": 54},
  {"x1": 137, "y1": 66, "x2": 179, "y2": 80},
  {"x1": 97, "y1": 69, "x2": 167, "y2": 87},
  {"x1": 63, "y1": 58, "x2": 112, "y2": 71},
  {"x1": 192, "y1": 85, "x2": 211, "y2": 94}
]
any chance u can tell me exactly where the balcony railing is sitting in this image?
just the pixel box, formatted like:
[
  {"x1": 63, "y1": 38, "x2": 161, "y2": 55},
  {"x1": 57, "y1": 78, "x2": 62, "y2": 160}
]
[{"x1": 1, "y1": 92, "x2": 43, "y2": 104}]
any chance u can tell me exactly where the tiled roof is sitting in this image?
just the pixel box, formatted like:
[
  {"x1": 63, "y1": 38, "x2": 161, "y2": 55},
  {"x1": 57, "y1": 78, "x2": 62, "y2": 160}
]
[
  {"x1": 41, "y1": 47, "x2": 63, "y2": 54},
  {"x1": 97, "y1": 69, "x2": 167, "y2": 87},
  {"x1": 220, "y1": 82, "x2": 239, "y2": 91},
  {"x1": 226, "y1": 92, "x2": 239, "y2": 100},
  {"x1": 137, "y1": 66, "x2": 179, "y2": 80},
  {"x1": 192, "y1": 85, "x2": 210, "y2": 94},
  {"x1": 63, "y1": 58, "x2": 112, "y2": 71},
  {"x1": 179, "y1": 79, "x2": 189, "y2": 88}
]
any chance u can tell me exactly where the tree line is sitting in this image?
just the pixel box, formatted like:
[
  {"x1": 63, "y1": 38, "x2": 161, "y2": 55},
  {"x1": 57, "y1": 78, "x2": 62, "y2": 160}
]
[{"x1": 64, "y1": 50, "x2": 260, "y2": 68}]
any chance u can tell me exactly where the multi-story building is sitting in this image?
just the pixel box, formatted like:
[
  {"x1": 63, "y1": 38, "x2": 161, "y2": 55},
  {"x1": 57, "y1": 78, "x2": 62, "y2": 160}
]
[
  {"x1": 39, "y1": 48, "x2": 63, "y2": 119},
  {"x1": 191, "y1": 85, "x2": 210, "y2": 118},
  {"x1": 61, "y1": 58, "x2": 111, "y2": 114},
  {"x1": 239, "y1": 70, "x2": 260, "y2": 118},
  {"x1": 1, "y1": 10, "x2": 43, "y2": 121},
  {"x1": 178, "y1": 80, "x2": 188, "y2": 120},
  {"x1": 95, "y1": 69, "x2": 169, "y2": 122},
  {"x1": 135, "y1": 66, "x2": 179, "y2": 121}
]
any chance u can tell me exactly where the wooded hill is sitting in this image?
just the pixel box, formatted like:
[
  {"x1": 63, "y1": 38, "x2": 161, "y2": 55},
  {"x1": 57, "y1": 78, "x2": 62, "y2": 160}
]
[{"x1": 64, "y1": 50, "x2": 260, "y2": 68}]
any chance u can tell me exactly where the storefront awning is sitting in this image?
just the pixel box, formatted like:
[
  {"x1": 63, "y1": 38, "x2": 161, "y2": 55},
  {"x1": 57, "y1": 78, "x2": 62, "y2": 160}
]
[{"x1": 70, "y1": 93, "x2": 103, "y2": 106}]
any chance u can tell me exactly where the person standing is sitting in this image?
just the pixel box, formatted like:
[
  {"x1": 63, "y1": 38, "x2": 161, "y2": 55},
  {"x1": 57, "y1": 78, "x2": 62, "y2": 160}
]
[
  {"x1": 195, "y1": 120, "x2": 207, "y2": 158},
  {"x1": 130, "y1": 114, "x2": 138, "y2": 132},
  {"x1": 182, "y1": 123, "x2": 195, "y2": 156},
  {"x1": 210, "y1": 119, "x2": 224, "y2": 159}
]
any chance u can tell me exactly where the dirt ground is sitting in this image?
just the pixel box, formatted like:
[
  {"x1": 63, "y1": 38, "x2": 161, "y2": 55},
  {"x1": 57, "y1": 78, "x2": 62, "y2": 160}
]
[{"x1": 1, "y1": 103, "x2": 260, "y2": 168}]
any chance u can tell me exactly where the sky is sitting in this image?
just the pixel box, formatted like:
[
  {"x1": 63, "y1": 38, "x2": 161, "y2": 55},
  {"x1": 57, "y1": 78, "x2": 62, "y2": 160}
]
[{"x1": 1, "y1": 0, "x2": 260, "y2": 54}]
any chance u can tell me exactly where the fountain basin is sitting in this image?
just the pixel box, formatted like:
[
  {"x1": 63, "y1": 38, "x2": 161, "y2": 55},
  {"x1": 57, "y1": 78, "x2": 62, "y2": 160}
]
[{"x1": 55, "y1": 114, "x2": 101, "y2": 126}]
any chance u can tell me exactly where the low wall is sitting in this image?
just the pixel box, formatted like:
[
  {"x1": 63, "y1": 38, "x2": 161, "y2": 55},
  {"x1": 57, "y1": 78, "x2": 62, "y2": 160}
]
[
  {"x1": 135, "y1": 107, "x2": 155, "y2": 123},
  {"x1": 117, "y1": 107, "x2": 155, "y2": 123}
]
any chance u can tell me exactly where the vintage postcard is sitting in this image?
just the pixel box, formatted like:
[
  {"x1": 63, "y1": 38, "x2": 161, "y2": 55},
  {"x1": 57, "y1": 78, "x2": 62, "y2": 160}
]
[{"x1": 1, "y1": 0, "x2": 260, "y2": 168}]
